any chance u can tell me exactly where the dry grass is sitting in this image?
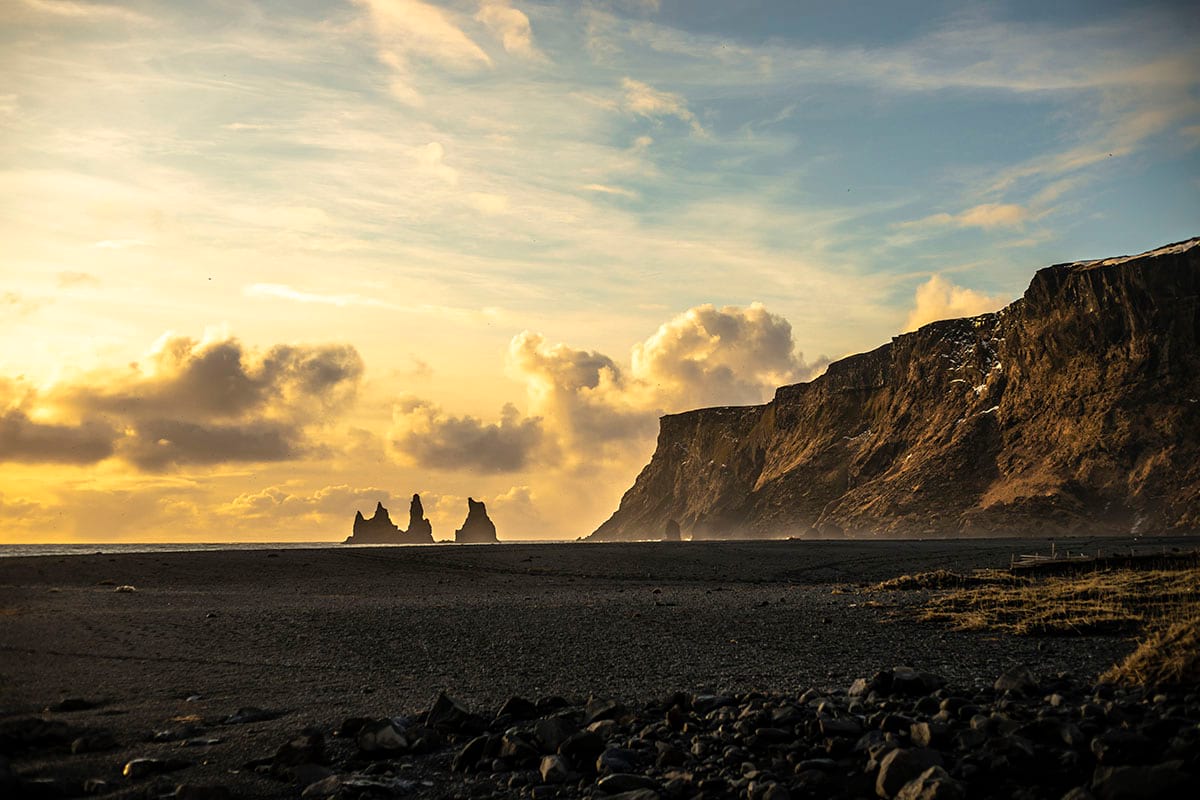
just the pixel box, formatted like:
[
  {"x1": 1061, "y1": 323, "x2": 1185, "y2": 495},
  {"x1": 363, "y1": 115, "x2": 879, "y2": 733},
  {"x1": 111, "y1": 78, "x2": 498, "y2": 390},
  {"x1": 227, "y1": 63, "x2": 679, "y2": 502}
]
[
  {"x1": 871, "y1": 569, "x2": 1019, "y2": 591},
  {"x1": 1101, "y1": 616, "x2": 1200, "y2": 687},
  {"x1": 906, "y1": 567, "x2": 1200, "y2": 636}
]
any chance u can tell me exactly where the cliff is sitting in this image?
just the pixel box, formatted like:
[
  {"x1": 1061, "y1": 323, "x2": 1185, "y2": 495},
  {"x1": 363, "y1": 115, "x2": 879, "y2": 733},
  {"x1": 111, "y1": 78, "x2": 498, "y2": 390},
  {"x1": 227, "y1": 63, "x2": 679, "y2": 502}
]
[
  {"x1": 591, "y1": 238, "x2": 1200, "y2": 540},
  {"x1": 345, "y1": 495, "x2": 434, "y2": 544}
]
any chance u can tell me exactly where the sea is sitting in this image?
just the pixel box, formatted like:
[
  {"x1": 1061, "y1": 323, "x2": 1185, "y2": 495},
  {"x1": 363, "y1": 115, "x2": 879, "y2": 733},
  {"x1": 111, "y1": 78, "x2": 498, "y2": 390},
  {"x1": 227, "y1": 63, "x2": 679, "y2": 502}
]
[{"x1": 0, "y1": 540, "x2": 579, "y2": 558}]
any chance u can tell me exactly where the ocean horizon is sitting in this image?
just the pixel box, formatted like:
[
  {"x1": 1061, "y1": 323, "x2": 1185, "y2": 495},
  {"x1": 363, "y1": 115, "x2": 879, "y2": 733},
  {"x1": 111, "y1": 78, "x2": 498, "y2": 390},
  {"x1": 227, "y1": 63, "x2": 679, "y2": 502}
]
[{"x1": 0, "y1": 539, "x2": 585, "y2": 558}]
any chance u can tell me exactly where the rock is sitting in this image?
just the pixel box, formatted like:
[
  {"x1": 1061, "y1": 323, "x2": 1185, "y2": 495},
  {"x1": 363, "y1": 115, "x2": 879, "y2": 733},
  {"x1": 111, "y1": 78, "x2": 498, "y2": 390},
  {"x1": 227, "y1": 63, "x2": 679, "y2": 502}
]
[
  {"x1": 662, "y1": 519, "x2": 682, "y2": 541},
  {"x1": 0, "y1": 718, "x2": 79, "y2": 754},
  {"x1": 70, "y1": 733, "x2": 117, "y2": 754},
  {"x1": 909, "y1": 722, "x2": 949, "y2": 749},
  {"x1": 598, "y1": 747, "x2": 638, "y2": 774},
  {"x1": 356, "y1": 719, "x2": 410, "y2": 754},
  {"x1": 300, "y1": 776, "x2": 342, "y2": 798},
  {"x1": 223, "y1": 707, "x2": 284, "y2": 725},
  {"x1": 587, "y1": 239, "x2": 1200, "y2": 541},
  {"x1": 586, "y1": 698, "x2": 626, "y2": 724},
  {"x1": 48, "y1": 698, "x2": 97, "y2": 713},
  {"x1": 876, "y1": 748, "x2": 944, "y2": 799},
  {"x1": 894, "y1": 766, "x2": 965, "y2": 800},
  {"x1": 174, "y1": 785, "x2": 234, "y2": 800},
  {"x1": 995, "y1": 666, "x2": 1039, "y2": 696},
  {"x1": 123, "y1": 758, "x2": 191, "y2": 779},
  {"x1": 82, "y1": 779, "x2": 112, "y2": 795},
  {"x1": 1091, "y1": 760, "x2": 1190, "y2": 800},
  {"x1": 820, "y1": 716, "x2": 863, "y2": 738},
  {"x1": 890, "y1": 668, "x2": 944, "y2": 697},
  {"x1": 454, "y1": 498, "x2": 499, "y2": 543},
  {"x1": 498, "y1": 732, "x2": 539, "y2": 764},
  {"x1": 748, "y1": 781, "x2": 790, "y2": 800},
  {"x1": 404, "y1": 494, "x2": 434, "y2": 543},
  {"x1": 602, "y1": 792, "x2": 660, "y2": 800},
  {"x1": 597, "y1": 773, "x2": 660, "y2": 793},
  {"x1": 302, "y1": 774, "x2": 417, "y2": 798},
  {"x1": 559, "y1": 731, "x2": 605, "y2": 767},
  {"x1": 272, "y1": 732, "x2": 324, "y2": 766},
  {"x1": 1060, "y1": 789, "x2": 1096, "y2": 800},
  {"x1": 113, "y1": 585, "x2": 137, "y2": 593},
  {"x1": 498, "y1": 696, "x2": 538, "y2": 720},
  {"x1": 535, "y1": 714, "x2": 580, "y2": 753},
  {"x1": 345, "y1": 501, "x2": 400, "y2": 544},
  {"x1": 1090, "y1": 729, "x2": 1153, "y2": 765},
  {"x1": 426, "y1": 691, "x2": 475, "y2": 731},
  {"x1": 344, "y1": 495, "x2": 434, "y2": 545},
  {"x1": 452, "y1": 735, "x2": 492, "y2": 772},
  {"x1": 539, "y1": 754, "x2": 572, "y2": 784}
]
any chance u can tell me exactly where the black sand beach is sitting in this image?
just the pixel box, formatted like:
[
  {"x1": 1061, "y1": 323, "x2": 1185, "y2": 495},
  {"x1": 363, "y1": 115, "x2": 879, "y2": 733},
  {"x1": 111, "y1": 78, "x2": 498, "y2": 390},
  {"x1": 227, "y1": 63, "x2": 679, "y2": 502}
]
[{"x1": 0, "y1": 537, "x2": 1193, "y2": 797}]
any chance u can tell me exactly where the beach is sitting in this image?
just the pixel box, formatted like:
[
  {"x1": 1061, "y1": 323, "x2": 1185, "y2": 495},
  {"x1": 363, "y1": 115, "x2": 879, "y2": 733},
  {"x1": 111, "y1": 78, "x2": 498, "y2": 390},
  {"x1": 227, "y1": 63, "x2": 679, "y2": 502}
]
[{"x1": 0, "y1": 537, "x2": 1190, "y2": 797}]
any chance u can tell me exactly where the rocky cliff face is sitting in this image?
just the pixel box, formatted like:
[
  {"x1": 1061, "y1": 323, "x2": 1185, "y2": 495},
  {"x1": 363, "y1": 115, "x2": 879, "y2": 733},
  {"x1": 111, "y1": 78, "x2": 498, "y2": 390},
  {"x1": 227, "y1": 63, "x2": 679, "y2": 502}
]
[{"x1": 591, "y1": 238, "x2": 1200, "y2": 540}]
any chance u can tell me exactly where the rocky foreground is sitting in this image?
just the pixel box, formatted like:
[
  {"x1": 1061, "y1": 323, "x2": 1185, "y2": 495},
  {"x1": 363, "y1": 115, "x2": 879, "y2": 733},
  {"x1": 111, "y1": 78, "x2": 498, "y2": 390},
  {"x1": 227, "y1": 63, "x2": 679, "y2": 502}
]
[
  {"x1": 4, "y1": 665, "x2": 1197, "y2": 800},
  {"x1": 3, "y1": 541, "x2": 1195, "y2": 799}
]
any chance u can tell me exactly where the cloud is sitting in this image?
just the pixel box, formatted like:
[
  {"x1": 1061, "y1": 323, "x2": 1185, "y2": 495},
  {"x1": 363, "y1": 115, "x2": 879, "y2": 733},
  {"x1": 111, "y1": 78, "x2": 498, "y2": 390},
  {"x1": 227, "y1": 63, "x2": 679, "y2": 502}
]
[
  {"x1": 620, "y1": 77, "x2": 704, "y2": 135},
  {"x1": 121, "y1": 419, "x2": 302, "y2": 471},
  {"x1": 355, "y1": 0, "x2": 492, "y2": 104},
  {"x1": 0, "y1": 492, "x2": 45, "y2": 519},
  {"x1": 221, "y1": 484, "x2": 398, "y2": 520},
  {"x1": 499, "y1": 303, "x2": 825, "y2": 467},
  {"x1": 2, "y1": 291, "x2": 43, "y2": 316},
  {"x1": 0, "y1": 409, "x2": 116, "y2": 464},
  {"x1": 389, "y1": 397, "x2": 544, "y2": 472},
  {"x1": 904, "y1": 203, "x2": 1032, "y2": 232},
  {"x1": 19, "y1": 0, "x2": 148, "y2": 24},
  {"x1": 475, "y1": 1, "x2": 540, "y2": 59},
  {"x1": 631, "y1": 302, "x2": 815, "y2": 407},
  {"x1": 507, "y1": 331, "x2": 652, "y2": 452},
  {"x1": 0, "y1": 332, "x2": 363, "y2": 471},
  {"x1": 244, "y1": 283, "x2": 395, "y2": 309},
  {"x1": 582, "y1": 183, "x2": 639, "y2": 199},
  {"x1": 92, "y1": 238, "x2": 146, "y2": 249},
  {"x1": 903, "y1": 276, "x2": 1009, "y2": 332},
  {"x1": 56, "y1": 271, "x2": 100, "y2": 288},
  {"x1": 465, "y1": 191, "x2": 510, "y2": 215},
  {"x1": 411, "y1": 142, "x2": 459, "y2": 184}
]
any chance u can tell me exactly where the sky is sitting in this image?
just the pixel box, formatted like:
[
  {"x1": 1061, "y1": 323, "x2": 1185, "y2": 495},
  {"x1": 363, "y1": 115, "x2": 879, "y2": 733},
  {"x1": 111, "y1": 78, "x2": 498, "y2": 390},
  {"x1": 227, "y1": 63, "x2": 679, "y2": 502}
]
[{"x1": 1, "y1": 0, "x2": 1198, "y2": 543}]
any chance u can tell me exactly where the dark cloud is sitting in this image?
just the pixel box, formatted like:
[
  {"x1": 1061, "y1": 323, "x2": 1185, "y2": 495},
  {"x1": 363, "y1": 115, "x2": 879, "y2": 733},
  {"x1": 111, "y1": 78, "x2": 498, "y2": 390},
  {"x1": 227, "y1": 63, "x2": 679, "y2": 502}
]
[
  {"x1": 0, "y1": 409, "x2": 116, "y2": 464},
  {"x1": 122, "y1": 419, "x2": 301, "y2": 471},
  {"x1": 389, "y1": 398, "x2": 543, "y2": 473},
  {"x1": 71, "y1": 336, "x2": 363, "y2": 421},
  {"x1": 0, "y1": 333, "x2": 363, "y2": 471}
]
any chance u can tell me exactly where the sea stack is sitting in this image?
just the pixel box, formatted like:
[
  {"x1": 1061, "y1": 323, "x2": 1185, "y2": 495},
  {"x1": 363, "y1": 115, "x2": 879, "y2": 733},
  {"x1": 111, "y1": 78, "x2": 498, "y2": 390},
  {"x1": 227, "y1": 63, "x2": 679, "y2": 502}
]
[
  {"x1": 455, "y1": 498, "x2": 498, "y2": 544},
  {"x1": 406, "y1": 494, "x2": 434, "y2": 543},
  {"x1": 346, "y1": 494, "x2": 435, "y2": 544},
  {"x1": 662, "y1": 519, "x2": 682, "y2": 541}
]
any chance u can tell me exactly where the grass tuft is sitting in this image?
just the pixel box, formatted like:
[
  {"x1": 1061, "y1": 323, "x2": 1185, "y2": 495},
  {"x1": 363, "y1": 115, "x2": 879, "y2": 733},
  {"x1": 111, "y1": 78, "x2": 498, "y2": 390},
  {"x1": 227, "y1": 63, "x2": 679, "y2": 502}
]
[
  {"x1": 1101, "y1": 616, "x2": 1200, "y2": 687},
  {"x1": 903, "y1": 567, "x2": 1200, "y2": 636}
]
